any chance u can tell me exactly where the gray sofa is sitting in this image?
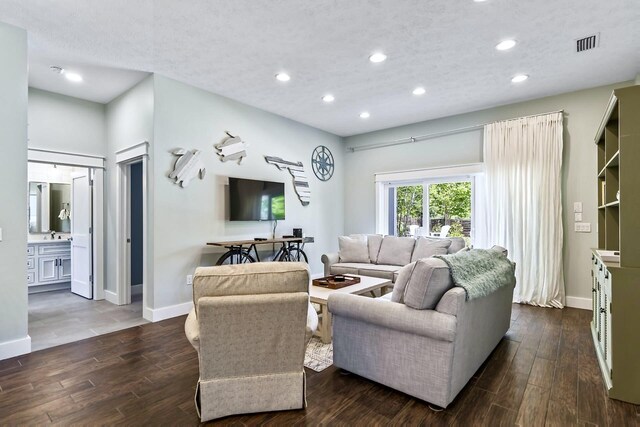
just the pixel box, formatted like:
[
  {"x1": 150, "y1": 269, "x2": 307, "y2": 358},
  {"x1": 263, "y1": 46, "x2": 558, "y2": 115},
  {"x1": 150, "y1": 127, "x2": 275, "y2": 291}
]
[
  {"x1": 327, "y1": 251, "x2": 515, "y2": 408},
  {"x1": 321, "y1": 235, "x2": 466, "y2": 283}
]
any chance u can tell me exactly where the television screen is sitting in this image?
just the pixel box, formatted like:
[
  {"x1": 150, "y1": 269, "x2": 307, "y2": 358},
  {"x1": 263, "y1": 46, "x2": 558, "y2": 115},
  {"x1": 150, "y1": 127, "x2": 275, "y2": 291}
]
[{"x1": 229, "y1": 177, "x2": 285, "y2": 221}]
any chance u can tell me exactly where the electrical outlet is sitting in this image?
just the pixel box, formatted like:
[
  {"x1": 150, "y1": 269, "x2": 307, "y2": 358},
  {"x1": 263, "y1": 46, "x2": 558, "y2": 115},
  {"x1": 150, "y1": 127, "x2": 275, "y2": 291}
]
[
  {"x1": 574, "y1": 212, "x2": 583, "y2": 222},
  {"x1": 186, "y1": 274, "x2": 193, "y2": 286},
  {"x1": 574, "y1": 222, "x2": 591, "y2": 233}
]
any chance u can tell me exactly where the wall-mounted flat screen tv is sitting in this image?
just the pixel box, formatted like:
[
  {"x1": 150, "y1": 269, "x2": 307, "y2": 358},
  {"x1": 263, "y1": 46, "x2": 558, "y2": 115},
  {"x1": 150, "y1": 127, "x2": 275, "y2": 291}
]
[{"x1": 229, "y1": 177, "x2": 285, "y2": 221}]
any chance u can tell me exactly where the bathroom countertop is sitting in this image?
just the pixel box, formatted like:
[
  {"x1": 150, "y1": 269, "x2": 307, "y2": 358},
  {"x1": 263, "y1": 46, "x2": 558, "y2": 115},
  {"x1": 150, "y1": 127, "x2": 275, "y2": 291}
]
[{"x1": 28, "y1": 239, "x2": 71, "y2": 245}]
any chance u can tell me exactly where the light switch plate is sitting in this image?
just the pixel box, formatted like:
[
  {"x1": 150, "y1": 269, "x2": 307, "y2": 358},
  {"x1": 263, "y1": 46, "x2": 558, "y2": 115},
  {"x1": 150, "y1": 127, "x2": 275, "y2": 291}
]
[
  {"x1": 574, "y1": 212, "x2": 583, "y2": 222},
  {"x1": 573, "y1": 202, "x2": 583, "y2": 213},
  {"x1": 0, "y1": 227, "x2": 2, "y2": 241},
  {"x1": 575, "y1": 222, "x2": 591, "y2": 233}
]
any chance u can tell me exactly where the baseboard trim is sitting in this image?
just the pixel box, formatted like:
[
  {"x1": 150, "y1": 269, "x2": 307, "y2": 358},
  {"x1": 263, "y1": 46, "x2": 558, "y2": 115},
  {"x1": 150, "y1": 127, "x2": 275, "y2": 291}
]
[
  {"x1": 0, "y1": 336, "x2": 31, "y2": 361},
  {"x1": 144, "y1": 301, "x2": 193, "y2": 322},
  {"x1": 131, "y1": 284, "x2": 143, "y2": 296},
  {"x1": 566, "y1": 296, "x2": 592, "y2": 310},
  {"x1": 104, "y1": 290, "x2": 119, "y2": 304}
]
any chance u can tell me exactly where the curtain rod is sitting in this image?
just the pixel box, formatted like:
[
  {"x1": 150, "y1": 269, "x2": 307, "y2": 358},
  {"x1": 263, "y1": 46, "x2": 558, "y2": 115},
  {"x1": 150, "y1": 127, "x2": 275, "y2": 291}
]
[{"x1": 346, "y1": 109, "x2": 564, "y2": 153}]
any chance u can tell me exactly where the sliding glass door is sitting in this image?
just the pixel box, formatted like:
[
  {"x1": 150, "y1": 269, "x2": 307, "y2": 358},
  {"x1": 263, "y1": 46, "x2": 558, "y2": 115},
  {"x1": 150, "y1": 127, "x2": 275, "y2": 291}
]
[{"x1": 386, "y1": 177, "x2": 474, "y2": 245}]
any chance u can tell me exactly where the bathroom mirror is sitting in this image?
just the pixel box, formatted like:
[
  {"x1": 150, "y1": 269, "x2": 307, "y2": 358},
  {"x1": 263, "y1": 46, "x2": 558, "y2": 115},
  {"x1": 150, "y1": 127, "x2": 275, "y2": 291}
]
[{"x1": 28, "y1": 182, "x2": 71, "y2": 233}]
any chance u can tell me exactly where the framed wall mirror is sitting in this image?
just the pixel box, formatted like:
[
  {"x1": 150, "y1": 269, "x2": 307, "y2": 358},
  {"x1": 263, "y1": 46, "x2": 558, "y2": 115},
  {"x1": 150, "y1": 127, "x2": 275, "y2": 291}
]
[{"x1": 28, "y1": 181, "x2": 71, "y2": 233}]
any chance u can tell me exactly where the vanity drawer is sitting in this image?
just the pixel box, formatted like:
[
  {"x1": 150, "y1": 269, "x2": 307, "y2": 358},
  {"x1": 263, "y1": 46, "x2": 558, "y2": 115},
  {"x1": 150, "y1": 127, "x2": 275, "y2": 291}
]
[
  {"x1": 27, "y1": 258, "x2": 35, "y2": 270},
  {"x1": 27, "y1": 272, "x2": 35, "y2": 285},
  {"x1": 38, "y1": 243, "x2": 71, "y2": 256},
  {"x1": 27, "y1": 246, "x2": 35, "y2": 256}
]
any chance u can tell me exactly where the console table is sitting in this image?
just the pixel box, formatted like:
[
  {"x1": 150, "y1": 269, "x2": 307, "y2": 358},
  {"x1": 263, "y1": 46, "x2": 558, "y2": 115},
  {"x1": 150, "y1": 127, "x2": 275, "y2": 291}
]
[{"x1": 207, "y1": 237, "x2": 314, "y2": 264}]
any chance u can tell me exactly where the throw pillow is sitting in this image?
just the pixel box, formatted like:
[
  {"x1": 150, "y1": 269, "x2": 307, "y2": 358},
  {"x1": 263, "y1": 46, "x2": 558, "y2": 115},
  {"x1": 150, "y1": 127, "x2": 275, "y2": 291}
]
[
  {"x1": 338, "y1": 235, "x2": 370, "y2": 263},
  {"x1": 376, "y1": 236, "x2": 416, "y2": 266},
  {"x1": 391, "y1": 261, "x2": 415, "y2": 303},
  {"x1": 403, "y1": 257, "x2": 454, "y2": 310},
  {"x1": 411, "y1": 237, "x2": 451, "y2": 262}
]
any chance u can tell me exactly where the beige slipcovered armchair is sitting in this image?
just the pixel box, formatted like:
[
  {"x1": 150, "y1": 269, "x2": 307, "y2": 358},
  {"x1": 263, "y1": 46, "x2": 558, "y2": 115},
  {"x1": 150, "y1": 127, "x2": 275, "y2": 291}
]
[{"x1": 184, "y1": 262, "x2": 318, "y2": 422}]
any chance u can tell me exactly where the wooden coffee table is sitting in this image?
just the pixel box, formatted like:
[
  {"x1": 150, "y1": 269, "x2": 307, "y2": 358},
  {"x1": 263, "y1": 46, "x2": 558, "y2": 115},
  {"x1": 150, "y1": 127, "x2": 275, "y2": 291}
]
[{"x1": 309, "y1": 275, "x2": 392, "y2": 344}]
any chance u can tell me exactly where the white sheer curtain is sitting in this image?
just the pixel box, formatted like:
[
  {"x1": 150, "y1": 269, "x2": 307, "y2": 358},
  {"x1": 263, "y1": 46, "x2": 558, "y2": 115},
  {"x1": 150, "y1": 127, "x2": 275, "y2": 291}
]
[{"x1": 483, "y1": 112, "x2": 565, "y2": 308}]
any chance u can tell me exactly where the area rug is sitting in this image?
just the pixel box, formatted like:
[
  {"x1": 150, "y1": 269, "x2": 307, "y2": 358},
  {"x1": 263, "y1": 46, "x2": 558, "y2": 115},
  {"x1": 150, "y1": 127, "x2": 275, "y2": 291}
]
[{"x1": 304, "y1": 337, "x2": 333, "y2": 372}]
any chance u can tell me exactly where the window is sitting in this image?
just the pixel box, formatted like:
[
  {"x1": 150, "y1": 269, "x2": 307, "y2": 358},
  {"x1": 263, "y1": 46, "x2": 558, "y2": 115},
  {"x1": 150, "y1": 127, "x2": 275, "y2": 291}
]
[{"x1": 375, "y1": 164, "x2": 483, "y2": 246}]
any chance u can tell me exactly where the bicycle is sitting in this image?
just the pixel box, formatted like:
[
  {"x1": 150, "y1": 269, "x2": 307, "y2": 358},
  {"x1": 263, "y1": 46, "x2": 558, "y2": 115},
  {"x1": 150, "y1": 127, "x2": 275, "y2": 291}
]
[{"x1": 215, "y1": 238, "x2": 308, "y2": 265}]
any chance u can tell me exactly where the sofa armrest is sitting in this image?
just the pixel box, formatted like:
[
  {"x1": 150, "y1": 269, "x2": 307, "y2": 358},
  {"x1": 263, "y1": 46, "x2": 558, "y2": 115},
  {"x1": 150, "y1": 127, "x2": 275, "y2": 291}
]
[
  {"x1": 328, "y1": 293, "x2": 456, "y2": 342},
  {"x1": 435, "y1": 287, "x2": 466, "y2": 316},
  {"x1": 321, "y1": 252, "x2": 339, "y2": 277},
  {"x1": 184, "y1": 308, "x2": 200, "y2": 351}
]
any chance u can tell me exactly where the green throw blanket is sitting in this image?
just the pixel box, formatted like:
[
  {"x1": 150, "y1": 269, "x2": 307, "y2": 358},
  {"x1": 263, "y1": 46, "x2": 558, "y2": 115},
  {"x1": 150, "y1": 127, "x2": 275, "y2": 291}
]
[{"x1": 434, "y1": 249, "x2": 516, "y2": 300}]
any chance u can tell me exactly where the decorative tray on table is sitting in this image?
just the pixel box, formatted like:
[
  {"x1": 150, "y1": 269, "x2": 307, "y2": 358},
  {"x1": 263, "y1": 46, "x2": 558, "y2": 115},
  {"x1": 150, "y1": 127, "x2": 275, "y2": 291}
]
[{"x1": 312, "y1": 274, "x2": 361, "y2": 289}]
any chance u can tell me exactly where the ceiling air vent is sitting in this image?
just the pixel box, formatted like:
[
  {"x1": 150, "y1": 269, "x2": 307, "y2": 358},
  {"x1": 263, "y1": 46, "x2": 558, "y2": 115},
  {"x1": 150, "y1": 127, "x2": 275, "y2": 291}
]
[{"x1": 576, "y1": 33, "x2": 600, "y2": 53}]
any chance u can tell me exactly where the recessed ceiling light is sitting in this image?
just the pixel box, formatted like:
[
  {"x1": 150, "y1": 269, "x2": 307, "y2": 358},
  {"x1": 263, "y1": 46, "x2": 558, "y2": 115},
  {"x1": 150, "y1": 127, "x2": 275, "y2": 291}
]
[
  {"x1": 359, "y1": 112, "x2": 370, "y2": 119},
  {"x1": 322, "y1": 94, "x2": 335, "y2": 103},
  {"x1": 65, "y1": 72, "x2": 83, "y2": 83},
  {"x1": 511, "y1": 74, "x2": 529, "y2": 83},
  {"x1": 473, "y1": 0, "x2": 488, "y2": 2},
  {"x1": 496, "y1": 39, "x2": 517, "y2": 51},
  {"x1": 275, "y1": 73, "x2": 291, "y2": 82},
  {"x1": 369, "y1": 52, "x2": 387, "y2": 63},
  {"x1": 412, "y1": 87, "x2": 426, "y2": 96}
]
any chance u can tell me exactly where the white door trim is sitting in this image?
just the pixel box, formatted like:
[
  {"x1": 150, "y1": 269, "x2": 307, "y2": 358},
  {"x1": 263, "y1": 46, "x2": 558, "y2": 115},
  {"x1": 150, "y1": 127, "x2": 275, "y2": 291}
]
[
  {"x1": 116, "y1": 142, "x2": 150, "y2": 321},
  {"x1": 28, "y1": 148, "x2": 105, "y2": 169},
  {"x1": 92, "y1": 169, "x2": 105, "y2": 300},
  {"x1": 116, "y1": 142, "x2": 149, "y2": 164}
]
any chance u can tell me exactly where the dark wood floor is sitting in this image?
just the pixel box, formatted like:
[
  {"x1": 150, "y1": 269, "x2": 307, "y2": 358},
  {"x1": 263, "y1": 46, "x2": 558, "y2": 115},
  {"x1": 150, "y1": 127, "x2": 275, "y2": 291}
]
[{"x1": 0, "y1": 304, "x2": 637, "y2": 425}]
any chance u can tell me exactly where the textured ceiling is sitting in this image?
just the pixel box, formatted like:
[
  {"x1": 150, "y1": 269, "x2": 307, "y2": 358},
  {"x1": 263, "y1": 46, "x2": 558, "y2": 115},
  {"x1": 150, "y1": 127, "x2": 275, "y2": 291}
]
[{"x1": 0, "y1": 0, "x2": 638, "y2": 136}]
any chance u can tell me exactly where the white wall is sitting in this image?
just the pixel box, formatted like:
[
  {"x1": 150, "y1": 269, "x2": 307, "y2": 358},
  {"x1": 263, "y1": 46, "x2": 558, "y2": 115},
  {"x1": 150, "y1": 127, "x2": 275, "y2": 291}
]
[
  {"x1": 151, "y1": 75, "x2": 344, "y2": 309},
  {"x1": 28, "y1": 88, "x2": 106, "y2": 156},
  {"x1": 344, "y1": 81, "x2": 634, "y2": 306},
  {"x1": 105, "y1": 75, "x2": 155, "y2": 299},
  {"x1": 0, "y1": 22, "x2": 29, "y2": 359}
]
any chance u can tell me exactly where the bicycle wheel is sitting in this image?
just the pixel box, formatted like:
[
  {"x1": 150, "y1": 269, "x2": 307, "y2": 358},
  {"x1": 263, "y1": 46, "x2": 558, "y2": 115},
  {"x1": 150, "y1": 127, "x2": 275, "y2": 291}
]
[
  {"x1": 216, "y1": 250, "x2": 255, "y2": 265},
  {"x1": 279, "y1": 248, "x2": 308, "y2": 263}
]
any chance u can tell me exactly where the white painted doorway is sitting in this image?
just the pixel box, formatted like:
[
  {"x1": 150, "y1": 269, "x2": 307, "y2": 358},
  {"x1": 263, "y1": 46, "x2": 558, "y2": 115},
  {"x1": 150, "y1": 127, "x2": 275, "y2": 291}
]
[
  {"x1": 115, "y1": 142, "x2": 149, "y2": 320},
  {"x1": 70, "y1": 171, "x2": 93, "y2": 299}
]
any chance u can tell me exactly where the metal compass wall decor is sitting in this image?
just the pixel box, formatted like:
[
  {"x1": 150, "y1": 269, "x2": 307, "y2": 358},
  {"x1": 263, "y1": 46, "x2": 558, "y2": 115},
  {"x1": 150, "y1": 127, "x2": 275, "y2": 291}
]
[{"x1": 311, "y1": 145, "x2": 334, "y2": 181}]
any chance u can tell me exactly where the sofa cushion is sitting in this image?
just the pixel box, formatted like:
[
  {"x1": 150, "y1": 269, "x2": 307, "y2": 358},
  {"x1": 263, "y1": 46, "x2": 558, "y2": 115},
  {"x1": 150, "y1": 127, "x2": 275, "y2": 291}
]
[
  {"x1": 411, "y1": 237, "x2": 451, "y2": 262},
  {"x1": 391, "y1": 262, "x2": 416, "y2": 303},
  {"x1": 356, "y1": 264, "x2": 400, "y2": 282},
  {"x1": 366, "y1": 234, "x2": 384, "y2": 264},
  {"x1": 376, "y1": 236, "x2": 416, "y2": 266},
  {"x1": 331, "y1": 263, "x2": 362, "y2": 276},
  {"x1": 447, "y1": 237, "x2": 466, "y2": 254},
  {"x1": 403, "y1": 257, "x2": 454, "y2": 310},
  {"x1": 378, "y1": 292, "x2": 393, "y2": 301},
  {"x1": 338, "y1": 235, "x2": 370, "y2": 263}
]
